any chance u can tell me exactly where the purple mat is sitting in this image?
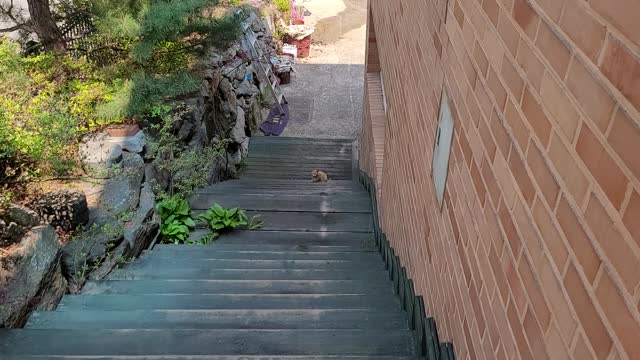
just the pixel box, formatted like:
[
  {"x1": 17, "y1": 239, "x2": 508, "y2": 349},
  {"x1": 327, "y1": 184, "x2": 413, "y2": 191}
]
[{"x1": 259, "y1": 100, "x2": 290, "y2": 136}]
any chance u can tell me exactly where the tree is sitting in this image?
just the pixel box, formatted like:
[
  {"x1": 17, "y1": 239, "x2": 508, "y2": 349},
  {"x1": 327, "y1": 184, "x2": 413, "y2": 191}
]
[{"x1": 0, "y1": 0, "x2": 65, "y2": 51}]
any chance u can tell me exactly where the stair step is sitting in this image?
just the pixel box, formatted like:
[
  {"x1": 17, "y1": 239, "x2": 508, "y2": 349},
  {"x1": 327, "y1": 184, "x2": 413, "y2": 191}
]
[
  {"x1": 26, "y1": 309, "x2": 407, "y2": 330},
  {"x1": 250, "y1": 136, "x2": 354, "y2": 144},
  {"x1": 81, "y1": 280, "x2": 393, "y2": 295},
  {"x1": 148, "y1": 249, "x2": 378, "y2": 260},
  {"x1": 109, "y1": 268, "x2": 389, "y2": 281},
  {"x1": 189, "y1": 194, "x2": 371, "y2": 212},
  {"x1": 125, "y1": 259, "x2": 385, "y2": 270},
  {"x1": 153, "y1": 244, "x2": 376, "y2": 252},
  {"x1": 241, "y1": 173, "x2": 352, "y2": 181},
  {"x1": 184, "y1": 230, "x2": 373, "y2": 246},
  {"x1": 0, "y1": 329, "x2": 417, "y2": 356},
  {"x1": 190, "y1": 211, "x2": 372, "y2": 232},
  {"x1": 198, "y1": 189, "x2": 367, "y2": 196},
  {"x1": 6, "y1": 356, "x2": 421, "y2": 360}
]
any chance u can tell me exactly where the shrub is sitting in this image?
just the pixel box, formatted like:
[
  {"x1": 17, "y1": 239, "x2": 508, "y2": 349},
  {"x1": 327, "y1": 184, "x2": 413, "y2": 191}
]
[
  {"x1": 198, "y1": 203, "x2": 262, "y2": 242},
  {"x1": 272, "y1": 0, "x2": 290, "y2": 13},
  {"x1": 156, "y1": 194, "x2": 195, "y2": 244},
  {"x1": 0, "y1": 37, "x2": 123, "y2": 181}
]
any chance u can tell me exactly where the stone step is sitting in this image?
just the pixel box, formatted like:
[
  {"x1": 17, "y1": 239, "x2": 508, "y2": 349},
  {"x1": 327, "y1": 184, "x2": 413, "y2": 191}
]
[
  {"x1": 5, "y1": 356, "x2": 421, "y2": 360},
  {"x1": 0, "y1": 329, "x2": 417, "y2": 356},
  {"x1": 57, "y1": 294, "x2": 402, "y2": 311},
  {"x1": 190, "y1": 211, "x2": 372, "y2": 232},
  {"x1": 250, "y1": 136, "x2": 354, "y2": 144},
  {"x1": 153, "y1": 244, "x2": 375, "y2": 252},
  {"x1": 148, "y1": 249, "x2": 378, "y2": 260},
  {"x1": 241, "y1": 171, "x2": 352, "y2": 180},
  {"x1": 125, "y1": 258, "x2": 386, "y2": 270},
  {"x1": 26, "y1": 309, "x2": 407, "y2": 330},
  {"x1": 197, "y1": 188, "x2": 367, "y2": 196},
  {"x1": 80, "y1": 280, "x2": 393, "y2": 295},
  {"x1": 108, "y1": 268, "x2": 390, "y2": 281},
  {"x1": 184, "y1": 230, "x2": 373, "y2": 246},
  {"x1": 189, "y1": 194, "x2": 371, "y2": 212}
]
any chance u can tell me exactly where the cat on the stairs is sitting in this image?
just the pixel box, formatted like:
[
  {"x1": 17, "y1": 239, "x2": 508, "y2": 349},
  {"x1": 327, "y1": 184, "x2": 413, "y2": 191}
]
[{"x1": 312, "y1": 169, "x2": 329, "y2": 182}]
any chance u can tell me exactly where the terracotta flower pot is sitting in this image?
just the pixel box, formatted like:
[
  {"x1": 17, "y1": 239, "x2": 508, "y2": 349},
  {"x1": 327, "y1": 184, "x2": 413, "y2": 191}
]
[{"x1": 107, "y1": 124, "x2": 140, "y2": 137}]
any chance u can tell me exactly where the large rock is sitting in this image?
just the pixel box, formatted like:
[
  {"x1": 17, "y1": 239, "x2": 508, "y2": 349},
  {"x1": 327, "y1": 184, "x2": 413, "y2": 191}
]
[
  {"x1": 235, "y1": 80, "x2": 259, "y2": 98},
  {"x1": 0, "y1": 225, "x2": 66, "y2": 327},
  {"x1": 231, "y1": 106, "x2": 248, "y2": 144},
  {"x1": 0, "y1": 220, "x2": 25, "y2": 247},
  {"x1": 99, "y1": 153, "x2": 145, "y2": 214},
  {"x1": 61, "y1": 208, "x2": 124, "y2": 277},
  {"x1": 7, "y1": 204, "x2": 40, "y2": 228},
  {"x1": 79, "y1": 132, "x2": 124, "y2": 179},
  {"x1": 108, "y1": 130, "x2": 146, "y2": 154},
  {"x1": 32, "y1": 190, "x2": 90, "y2": 232},
  {"x1": 122, "y1": 183, "x2": 159, "y2": 258}
]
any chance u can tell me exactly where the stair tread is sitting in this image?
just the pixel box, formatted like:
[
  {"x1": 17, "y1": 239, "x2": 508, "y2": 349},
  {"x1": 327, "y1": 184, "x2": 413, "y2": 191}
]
[
  {"x1": 81, "y1": 280, "x2": 393, "y2": 295},
  {"x1": 109, "y1": 268, "x2": 389, "y2": 280},
  {"x1": 125, "y1": 259, "x2": 385, "y2": 270},
  {"x1": 153, "y1": 244, "x2": 376, "y2": 252},
  {"x1": 0, "y1": 329, "x2": 416, "y2": 356},
  {"x1": 189, "y1": 194, "x2": 371, "y2": 212},
  {"x1": 27, "y1": 309, "x2": 408, "y2": 330}
]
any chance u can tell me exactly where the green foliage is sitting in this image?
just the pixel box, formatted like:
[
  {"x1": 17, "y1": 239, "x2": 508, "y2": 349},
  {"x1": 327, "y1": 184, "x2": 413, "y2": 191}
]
[
  {"x1": 146, "y1": 104, "x2": 225, "y2": 197},
  {"x1": 198, "y1": 203, "x2": 262, "y2": 242},
  {"x1": 0, "y1": 37, "x2": 124, "y2": 181},
  {"x1": 156, "y1": 193, "x2": 195, "y2": 243},
  {"x1": 272, "y1": 0, "x2": 290, "y2": 13}
]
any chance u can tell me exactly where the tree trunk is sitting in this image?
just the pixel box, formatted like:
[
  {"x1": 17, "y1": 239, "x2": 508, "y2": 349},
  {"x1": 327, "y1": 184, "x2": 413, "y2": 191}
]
[{"x1": 26, "y1": 0, "x2": 65, "y2": 51}]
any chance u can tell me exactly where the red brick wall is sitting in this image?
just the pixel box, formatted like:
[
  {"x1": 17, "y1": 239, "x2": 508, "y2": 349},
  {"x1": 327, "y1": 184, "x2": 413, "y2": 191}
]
[{"x1": 359, "y1": 0, "x2": 640, "y2": 359}]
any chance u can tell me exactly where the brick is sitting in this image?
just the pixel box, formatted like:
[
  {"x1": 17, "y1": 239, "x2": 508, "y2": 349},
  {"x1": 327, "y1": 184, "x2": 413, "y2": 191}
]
[
  {"x1": 538, "y1": 256, "x2": 577, "y2": 343},
  {"x1": 600, "y1": 36, "x2": 640, "y2": 113},
  {"x1": 575, "y1": 124, "x2": 628, "y2": 209},
  {"x1": 547, "y1": 132, "x2": 589, "y2": 205},
  {"x1": 608, "y1": 108, "x2": 640, "y2": 181},
  {"x1": 573, "y1": 333, "x2": 597, "y2": 360},
  {"x1": 585, "y1": 192, "x2": 640, "y2": 294},
  {"x1": 518, "y1": 255, "x2": 551, "y2": 329},
  {"x1": 513, "y1": 198, "x2": 545, "y2": 266},
  {"x1": 555, "y1": 195, "x2": 601, "y2": 284},
  {"x1": 505, "y1": 99, "x2": 529, "y2": 152},
  {"x1": 487, "y1": 67, "x2": 508, "y2": 112},
  {"x1": 544, "y1": 321, "x2": 571, "y2": 360},
  {"x1": 623, "y1": 190, "x2": 640, "y2": 248},
  {"x1": 499, "y1": 205, "x2": 521, "y2": 257},
  {"x1": 559, "y1": 0, "x2": 607, "y2": 62},
  {"x1": 515, "y1": 38, "x2": 545, "y2": 92},
  {"x1": 589, "y1": 0, "x2": 640, "y2": 48},
  {"x1": 565, "y1": 58, "x2": 616, "y2": 133},
  {"x1": 478, "y1": 116, "x2": 497, "y2": 161},
  {"x1": 535, "y1": 0, "x2": 564, "y2": 22},
  {"x1": 563, "y1": 262, "x2": 612, "y2": 360},
  {"x1": 531, "y1": 196, "x2": 569, "y2": 271},
  {"x1": 474, "y1": 41, "x2": 489, "y2": 78},
  {"x1": 475, "y1": 78, "x2": 494, "y2": 120},
  {"x1": 522, "y1": 307, "x2": 550, "y2": 359},
  {"x1": 508, "y1": 147, "x2": 536, "y2": 206},
  {"x1": 595, "y1": 270, "x2": 640, "y2": 358},
  {"x1": 535, "y1": 22, "x2": 571, "y2": 78},
  {"x1": 512, "y1": 0, "x2": 539, "y2": 40},
  {"x1": 521, "y1": 86, "x2": 552, "y2": 146},
  {"x1": 501, "y1": 56, "x2": 525, "y2": 101},
  {"x1": 482, "y1": 0, "x2": 500, "y2": 27},
  {"x1": 506, "y1": 299, "x2": 535, "y2": 360},
  {"x1": 483, "y1": 28, "x2": 505, "y2": 70},
  {"x1": 497, "y1": 9, "x2": 519, "y2": 57},
  {"x1": 540, "y1": 72, "x2": 581, "y2": 142},
  {"x1": 494, "y1": 150, "x2": 518, "y2": 210},
  {"x1": 454, "y1": 0, "x2": 465, "y2": 27},
  {"x1": 526, "y1": 139, "x2": 559, "y2": 207},
  {"x1": 490, "y1": 109, "x2": 512, "y2": 158}
]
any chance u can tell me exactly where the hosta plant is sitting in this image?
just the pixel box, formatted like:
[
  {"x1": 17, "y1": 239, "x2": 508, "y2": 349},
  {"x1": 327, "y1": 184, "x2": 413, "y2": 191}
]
[
  {"x1": 198, "y1": 203, "x2": 263, "y2": 242},
  {"x1": 156, "y1": 194, "x2": 195, "y2": 244}
]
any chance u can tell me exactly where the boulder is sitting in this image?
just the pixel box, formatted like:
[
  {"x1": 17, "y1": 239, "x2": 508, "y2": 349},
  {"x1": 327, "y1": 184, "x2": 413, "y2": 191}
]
[
  {"x1": 32, "y1": 190, "x2": 90, "y2": 232},
  {"x1": 99, "y1": 153, "x2": 145, "y2": 214},
  {"x1": 79, "y1": 132, "x2": 124, "y2": 179},
  {"x1": 61, "y1": 208, "x2": 124, "y2": 276},
  {"x1": 122, "y1": 183, "x2": 159, "y2": 258},
  {"x1": 0, "y1": 220, "x2": 25, "y2": 247},
  {"x1": 145, "y1": 162, "x2": 170, "y2": 193},
  {"x1": 231, "y1": 106, "x2": 248, "y2": 144},
  {"x1": 7, "y1": 204, "x2": 40, "y2": 228},
  {"x1": 0, "y1": 225, "x2": 66, "y2": 327},
  {"x1": 235, "y1": 80, "x2": 259, "y2": 98},
  {"x1": 108, "y1": 130, "x2": 146, "y2": 154}
]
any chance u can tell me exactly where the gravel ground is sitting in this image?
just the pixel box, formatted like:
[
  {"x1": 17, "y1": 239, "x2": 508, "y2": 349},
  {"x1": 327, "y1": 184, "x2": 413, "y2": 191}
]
[{"x1": 279, "y1": 0, "x2": 367, "y2": 140}]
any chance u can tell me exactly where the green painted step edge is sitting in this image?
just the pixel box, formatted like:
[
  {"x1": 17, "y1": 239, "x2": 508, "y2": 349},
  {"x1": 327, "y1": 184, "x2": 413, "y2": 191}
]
[{"x1": 359, "y1": 171, "x2": 457, "y2": 360}]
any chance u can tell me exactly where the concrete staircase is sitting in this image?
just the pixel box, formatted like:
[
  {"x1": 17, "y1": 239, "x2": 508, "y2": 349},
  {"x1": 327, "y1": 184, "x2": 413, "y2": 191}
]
[{"x1": 0, "y1": 137, "x2": 420, "y2": 359}]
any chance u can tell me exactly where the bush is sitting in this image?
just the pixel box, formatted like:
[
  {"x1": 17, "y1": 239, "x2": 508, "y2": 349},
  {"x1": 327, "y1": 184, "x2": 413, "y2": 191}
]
[
  {"x1": 0, "y1": 37, "x2": 123, "y2": 181},
  {"x1": 272, "y1": 0, "x2": 290, "y2": 13}
]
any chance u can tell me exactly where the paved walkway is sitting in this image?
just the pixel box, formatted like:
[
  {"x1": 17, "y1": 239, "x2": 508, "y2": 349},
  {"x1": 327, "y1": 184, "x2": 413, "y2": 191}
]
[{"x1": 281, "y1": 0, "x2": 367, "y2": 139}]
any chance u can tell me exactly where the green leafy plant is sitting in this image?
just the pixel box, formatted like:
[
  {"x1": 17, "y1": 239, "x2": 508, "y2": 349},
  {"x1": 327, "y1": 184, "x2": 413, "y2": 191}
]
[
  {"x1": 156, "y1": 194, "x2": 195, "y2": 243},
  {"x1": 197, "y1": 203, "x2": 262, "y2": 242}
]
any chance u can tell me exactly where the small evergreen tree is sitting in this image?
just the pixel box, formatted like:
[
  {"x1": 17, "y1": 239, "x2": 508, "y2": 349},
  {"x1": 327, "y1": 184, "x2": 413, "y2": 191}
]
[{"x1": 92, "y1": 0, "x2": 241, "y2": 117}]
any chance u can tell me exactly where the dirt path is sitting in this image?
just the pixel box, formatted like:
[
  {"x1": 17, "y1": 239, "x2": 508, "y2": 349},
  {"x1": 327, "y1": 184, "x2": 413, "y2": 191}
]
[{"x1": 280, "y1": 0, "x2": 367, "y2": 139}]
